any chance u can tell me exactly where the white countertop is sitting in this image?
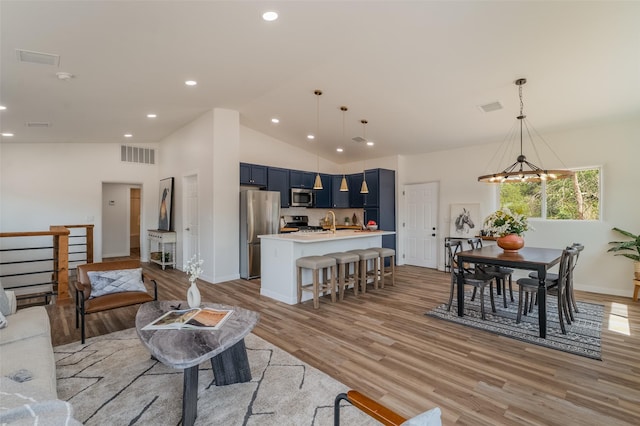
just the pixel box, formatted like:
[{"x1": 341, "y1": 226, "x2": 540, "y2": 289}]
[{"x1": 258, "y1": 229, "x2": 395, "y2": 243}]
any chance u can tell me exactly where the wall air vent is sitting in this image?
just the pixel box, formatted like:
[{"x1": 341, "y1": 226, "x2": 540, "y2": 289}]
[
  {"x1": 25, "y1": 122, "x2": 51, "y2": 128},
  {"x1": 16, "y1": 49, "x2": 60, "y2": 66},
  {"x1": 121, "y1": 145, "x2": 155, "y2": 165},
  {"x1": 478, "y1": 101, "x2": 503, "y2": 113}
]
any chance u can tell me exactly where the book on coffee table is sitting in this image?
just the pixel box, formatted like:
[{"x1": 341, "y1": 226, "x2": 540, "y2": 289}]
[{"x1": 142, "y1": 307, "x2": 233, "y2": 331}]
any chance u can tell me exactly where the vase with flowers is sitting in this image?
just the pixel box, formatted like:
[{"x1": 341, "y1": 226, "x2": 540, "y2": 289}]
[
  {"x1": 483, "y1": 207, "x2": 532, "y2": 252},
  {"x1": 184, "y1": 254, "x2": 204, "y2": 308}
]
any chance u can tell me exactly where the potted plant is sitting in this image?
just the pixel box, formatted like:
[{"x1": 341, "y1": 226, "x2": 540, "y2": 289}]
[
  {"x1": 607, "y1": 228, "x2": 640, "y2": 280},
  {"x1": 483, "y1": 207, "x2": 532, "y2": 252}
]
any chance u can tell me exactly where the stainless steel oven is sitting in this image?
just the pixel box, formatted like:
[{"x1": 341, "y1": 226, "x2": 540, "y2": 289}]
[{"x1": 290, "y1": 188, "x2": 314, "y2": 207}]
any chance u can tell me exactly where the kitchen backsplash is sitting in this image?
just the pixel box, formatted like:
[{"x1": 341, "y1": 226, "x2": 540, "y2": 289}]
[{"x1": 281, "y1": 207, "x2": 365, "y2": 227}]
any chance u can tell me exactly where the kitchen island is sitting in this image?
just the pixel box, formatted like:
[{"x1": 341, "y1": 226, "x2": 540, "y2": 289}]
[{"x1": 258, "y1": 230, "x2": 396, "y2": 304}]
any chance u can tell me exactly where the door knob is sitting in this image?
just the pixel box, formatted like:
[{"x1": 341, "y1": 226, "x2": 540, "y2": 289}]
[
  {"x1": 185, "y1": 227, "x2": 190, "y2": 231},
  {"x1": 432, "y1": 233, "x2": 436, "y2": 237}
]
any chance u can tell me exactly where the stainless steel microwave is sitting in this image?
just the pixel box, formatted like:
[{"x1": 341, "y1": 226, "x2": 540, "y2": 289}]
[{"x1": 290, "y1": 188, "x2": 314, "y2": 207}]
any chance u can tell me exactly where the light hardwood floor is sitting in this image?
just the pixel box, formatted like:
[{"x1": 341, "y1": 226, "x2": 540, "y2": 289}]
[{"x1": 47, "y1": 262, "x2": 640, "y2": 425}]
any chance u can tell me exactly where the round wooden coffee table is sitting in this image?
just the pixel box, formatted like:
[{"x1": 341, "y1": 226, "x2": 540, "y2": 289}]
[{"x1": 136, "y1": 301, "x2": 259, "y2": 426}]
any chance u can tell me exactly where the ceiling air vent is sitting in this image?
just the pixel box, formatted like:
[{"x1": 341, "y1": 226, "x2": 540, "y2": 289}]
[
  {"x1": 121, "y1": 145, "x2": 155, "y2": 165},
  {"x1": 478, "y1": 101, "x2": 503, "y2": 113},
  {"x1": 16, "y1": 49, "x2": 60, "y2": 66},
  {"x1": 25, "y1": 122, "x2": 51, "y2": 128}
]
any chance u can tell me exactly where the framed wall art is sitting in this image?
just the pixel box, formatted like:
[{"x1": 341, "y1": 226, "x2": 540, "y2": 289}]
[
  {"x1": 449, "y1": 203, "x2": 480, "y2": 237},
  {"x1": 158, "y1": 177, "x2": 174, "y2": 231}
]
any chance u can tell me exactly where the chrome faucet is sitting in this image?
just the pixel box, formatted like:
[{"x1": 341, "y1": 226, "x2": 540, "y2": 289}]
[{"x1": 325, "y1": 210, "x2": 336, "y2": 234}]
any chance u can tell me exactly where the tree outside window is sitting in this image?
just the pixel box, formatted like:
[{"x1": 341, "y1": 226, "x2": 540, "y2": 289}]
[{"x1": 499, "y1": 168, "x2": 600, "y2": 220}]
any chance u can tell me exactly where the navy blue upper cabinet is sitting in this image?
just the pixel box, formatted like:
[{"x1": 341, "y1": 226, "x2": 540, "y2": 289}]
[
  {"x1": 362, "y1": 169, "x2": 379, "y2": 207},
  {"x1": 267, "y1": 167, "x2": 290, "y2": 207},
  {"x1": 331, "y1": 175, "x2": 350, "y2": 208},
  {"x1": 240, "y1": 163, "x2": 267, "y2": 186},
  {"x1": 290, "y1": 170, "x2": 315, "y2": 188},
  {"x1": 348, "y1": 173, "x2": 364, "y2": 208},
  {"x1": 313, "y1": 173, "x2": 333, "y2": 208}
]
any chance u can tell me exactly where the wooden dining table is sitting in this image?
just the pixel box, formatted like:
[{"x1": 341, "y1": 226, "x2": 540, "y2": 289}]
[{"x1": 456, "y1": 245, "x2": 563, "y2": 338}]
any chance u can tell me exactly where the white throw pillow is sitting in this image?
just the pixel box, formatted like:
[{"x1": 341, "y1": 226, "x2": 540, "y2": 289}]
[
  {"x1": 401, "y1": 407, "x2": 442, "y2": 426},
  {"x1": 87, "y1": 268, "x2": 146, "y2": 298}
]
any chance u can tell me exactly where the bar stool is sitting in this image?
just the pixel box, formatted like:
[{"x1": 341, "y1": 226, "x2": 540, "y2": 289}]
[
  {"x1": 325, "y1": 252, "x2": 360, "y2": 300},
  {"x1": 296, "y1": 255, "x2": 337, "y2": 309},
  {"x1": 347, "y1": 249, "x2": 379, "y2": 294},
  {"x1": 370, "y1": 247, "x2": 395, "y2": 288}
]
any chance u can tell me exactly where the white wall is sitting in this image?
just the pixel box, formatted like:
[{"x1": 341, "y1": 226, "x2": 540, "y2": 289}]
[
  {"x1": 0, "y1": 143, "x2": 158, "y2": 261},
  {"x1": 2, "y1": 116, "x2": 637, "y2": 298},
  {"x1": 158, "y1": 108, "x2": 241, "y2": 284},
  {"x1": 398, "y1": 117, "x2": 640, "y2": 297}
]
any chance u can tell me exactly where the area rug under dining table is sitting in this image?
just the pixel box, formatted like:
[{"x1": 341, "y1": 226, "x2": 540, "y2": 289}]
[
  {"x1": 54, "y1": 328, "x2": 378, "y2": 425},
  {"x1": 426, "y1": 290, "x2": 603, "y2": 360}
]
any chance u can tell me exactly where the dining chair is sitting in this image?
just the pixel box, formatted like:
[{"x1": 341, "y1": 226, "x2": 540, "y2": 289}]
[
  {"x1": 516, "y1": 246, "x2": 578, "y2": 334},
  {"x1": 528, "y1": 242, "x2": 584, "y2": 319},
  {"x1": 446, "y1": 240, "x2": 496, "y2": 319},
  {"x1": 467, "y1": 237, "x2": 514, "y2": 308}
]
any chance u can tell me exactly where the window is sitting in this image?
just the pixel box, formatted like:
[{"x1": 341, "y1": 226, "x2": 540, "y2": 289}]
[{"x1": 499, "y1": 167, "x2": 600, "y2": 220}]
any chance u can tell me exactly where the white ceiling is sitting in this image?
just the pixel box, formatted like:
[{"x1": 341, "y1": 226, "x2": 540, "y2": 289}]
[{"x1": 1, "y1": 1, "x2": 639, "y2": 164}]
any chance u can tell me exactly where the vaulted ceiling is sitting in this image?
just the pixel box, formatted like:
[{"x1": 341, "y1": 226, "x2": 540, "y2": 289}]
[{"x1": 1, "y1": 1, "x2": 639, "y2": 164}]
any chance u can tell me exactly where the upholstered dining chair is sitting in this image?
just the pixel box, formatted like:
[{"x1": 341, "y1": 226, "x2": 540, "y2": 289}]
[
  {"x1": 446, "y1": 239, "x2": 496, "y2": 319},
  {"x1": 516, "y1": 246, "x2": 578, "y2": 334},
  {"x1": 467, "y1": 237, "x2": 514, "y2": 308},
  {"x1": 528, "y1": 242, "x2": 584, "y2": 319}
]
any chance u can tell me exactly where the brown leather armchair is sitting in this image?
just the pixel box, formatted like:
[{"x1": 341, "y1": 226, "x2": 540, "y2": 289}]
[
  {"x1": 335, "y1": 390, "x2": 442, "y2": 426},
  {"x1": 334, "y1": 390, "x2": 406, "y2": 425},
  {"x1": 72, "y1": 260, "x2": 157, "y2": 343}
]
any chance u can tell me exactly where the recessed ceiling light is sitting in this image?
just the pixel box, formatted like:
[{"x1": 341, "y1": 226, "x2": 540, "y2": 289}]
[
  {"x1": 262, "y1": 11, "x2": 278, "y2": 21},
  {"x1": 185, "y1": 80, "x2": 197, "y2": 86},
  {"x1": 0, "y1": 106, "x2": 6, "y2": 110},
  {"x1": 271, "y1": 118, "x2": 280, "y2": 124},
  {"x1": 2, "y1": 133, "x2": 14, "y2": 137},
  {"x1": 336, "y1": 148, "x2": 344, "y2": 152},
  {"x1": 307, "y1": 134, "x2": 315, "y2": 140},
  {"x1": 366, "y1": 141, "x2": 375, "y2": 146},
  {"x1": 124, "y1": 133, "x2": 133, "y2": 138},
  {"x1": 147, "y1": 113, "x2": 157, "y2": 118}
]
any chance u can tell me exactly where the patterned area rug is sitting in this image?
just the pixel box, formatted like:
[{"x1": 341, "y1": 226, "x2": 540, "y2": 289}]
[
  {"x1": 54, "y1": 329, "x2": 378, "y2": 425},
  {"x1": 426, "y1": 290, "x2": 603, "y2": 360}
]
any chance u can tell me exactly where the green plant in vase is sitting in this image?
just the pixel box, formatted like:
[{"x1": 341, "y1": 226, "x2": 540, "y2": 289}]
[{"x1": 607, "y1": 228, "x2": 640, "y2": 280}]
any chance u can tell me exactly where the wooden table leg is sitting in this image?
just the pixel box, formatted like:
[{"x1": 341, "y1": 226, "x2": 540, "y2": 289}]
[
  {"x1": 456, "y1": 268, "x2": 465, "y2": 316},
  {"x1": 538, "y1": 277, "x2": 547, "y2": 339},
  {"x1": 182, "y1": 365, "x2": 199, "y2": 426},
  {"x1": 210, "y1": 339, "x2": 252, "y2": 385}
]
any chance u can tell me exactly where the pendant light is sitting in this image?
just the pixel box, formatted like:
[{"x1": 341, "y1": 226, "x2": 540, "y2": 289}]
[
  {"x1": 478, "y1": 78, "x2": 574, "y2": 183},
  {"x1": 312, "y1": 90, "x2": 323, "y2": 190},
  {"x1": 359, "y1": 119, "x2": 369, "y2": 194},
  {"x1": 339, "y1": 106, "x2": 349, "y2": 192}
]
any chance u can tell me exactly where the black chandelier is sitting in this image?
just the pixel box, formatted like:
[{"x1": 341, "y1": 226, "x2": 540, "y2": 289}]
[{"x1": 478, "y1": 78, "x2": 574, "y2": 183}]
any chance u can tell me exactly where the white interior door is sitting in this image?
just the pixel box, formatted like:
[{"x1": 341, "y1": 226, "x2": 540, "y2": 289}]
[
  {"x1": 403, "y1": 182, "x2": 438, "y2": 268},
  {"x1": 183, "y1": 174, "x2": 199, "y2": 266}
]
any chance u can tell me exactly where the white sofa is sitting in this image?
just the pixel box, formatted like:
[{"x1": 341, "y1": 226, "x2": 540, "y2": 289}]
[{"x1": 0, "y1": 288, "x2": 81, "y2": 425}]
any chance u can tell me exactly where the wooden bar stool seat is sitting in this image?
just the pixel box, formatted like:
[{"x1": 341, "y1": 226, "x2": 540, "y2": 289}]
[
  {"x1": 325, "y1": 252, "x2": 360, "y2": 300},
  {"x1": 370, "y1": 247, "x2": 395, "y2": 288},
  {"x1": 296, "y1": 255, "x2": 337, "y2": 309},
  {"x1": 347, "y1": 249, "x2": 379, "y2": 294}
]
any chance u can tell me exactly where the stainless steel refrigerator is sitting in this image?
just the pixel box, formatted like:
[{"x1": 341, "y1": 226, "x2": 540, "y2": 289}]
[{"x1": 240, "y1": 190, "x2": 280, "y2": 279}]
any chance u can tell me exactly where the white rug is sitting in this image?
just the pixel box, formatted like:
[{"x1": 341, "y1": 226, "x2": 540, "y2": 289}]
[{"x1": 54, "y1": 329, "x2": 378, "y2": 425}]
